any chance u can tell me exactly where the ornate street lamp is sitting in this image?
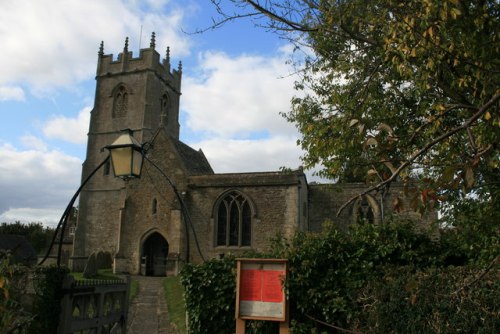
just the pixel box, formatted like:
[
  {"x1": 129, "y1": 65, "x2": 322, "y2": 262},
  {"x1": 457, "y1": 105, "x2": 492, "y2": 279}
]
[{"x1": 105, "y1": 129, "x2": 144, "y2": 179}]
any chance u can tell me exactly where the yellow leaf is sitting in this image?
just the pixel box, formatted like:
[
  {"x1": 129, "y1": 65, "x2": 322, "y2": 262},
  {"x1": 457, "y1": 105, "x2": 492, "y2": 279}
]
[
  {"x1": 451, "y1": 8, "x2": 461, "y2": 19},
  {"x1": 465, "y1": 166, "x2": 474, "y2": 189},
  {"x1": 484, "y1": 112, "x2": 491, "y2": 120},
  {"x1": 377, "y1": 122, "x2": 394, "y2": 134},
  {"x1": 365, "y1": 137, "x2": 378, "y2": 147}
]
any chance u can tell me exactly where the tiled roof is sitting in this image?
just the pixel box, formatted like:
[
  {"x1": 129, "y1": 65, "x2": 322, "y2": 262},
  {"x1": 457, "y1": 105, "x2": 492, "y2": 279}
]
[{"x1": 172, "y1": 139, "x2": 214, "y2": 175}]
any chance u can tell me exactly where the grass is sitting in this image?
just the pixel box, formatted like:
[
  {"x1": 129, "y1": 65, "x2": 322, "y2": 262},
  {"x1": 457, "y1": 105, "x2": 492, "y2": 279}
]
[
  {"x1": 70, "y1": 269, "x2": 122, "y2": 281},
  {"x1": 70, "y1": 269, "x2": 139, "y2": 302},
  {"x1": 129, "y1": 279, "x2": 139, "y2": 302},
  {"x1": 163, "y1": 276, "x2": 187, "y2": 334}
]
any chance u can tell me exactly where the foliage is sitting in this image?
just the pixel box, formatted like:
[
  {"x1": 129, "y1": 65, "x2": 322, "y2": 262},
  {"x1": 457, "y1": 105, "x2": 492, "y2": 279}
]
[
  {"x1": 180, "y1": 219, "x2": 498, "y2": 333},
  {"x1": 163, "y1": 276, "x2": 186, "y2": 334},
  {"x1": 0, "y1": 251, "x2": 33, "y2": 334},
  {"x1": 270, "y1": 221, "x2": 439, "y2": 331},
  {"x1": 129, "y1": 279, "x2": 139, "y2": 302},
  {"x1": 0, "y1": 222, "x2": 54, "y2": 255},
  {"x1": 358, "y1": 264, "x2": 500, "y2": 333},
  {"x1": 210, "y1": 0, "x2": 499, "y2": 213},
  {"x1": 28, "y1": 266, "x2": 69, "y2": 334},
  {"x1": 439, "y1": 192, "x2": 500, "y2": 265},
  {"x1": 269, "y1": 221, "x2": 498, "y2": 333},
  {"x1": 180, "y1": 256, "x2": 237, "y2": 334}
]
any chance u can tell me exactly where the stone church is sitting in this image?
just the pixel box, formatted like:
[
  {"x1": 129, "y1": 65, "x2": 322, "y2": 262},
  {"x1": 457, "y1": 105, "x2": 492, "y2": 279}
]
[{"x1": 72, "y1": 34, "x2": 428, "y2": 276}]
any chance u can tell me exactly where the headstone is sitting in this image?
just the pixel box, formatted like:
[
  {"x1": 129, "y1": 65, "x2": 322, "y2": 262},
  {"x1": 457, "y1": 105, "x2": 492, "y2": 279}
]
[{"x1": 83, "y1": 252, "x2": 97, "y2": 278}]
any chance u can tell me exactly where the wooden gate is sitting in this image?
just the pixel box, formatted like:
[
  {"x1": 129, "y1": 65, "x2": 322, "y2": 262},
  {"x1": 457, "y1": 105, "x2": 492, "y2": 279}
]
[{"x1": 58, "y1": 275, "x2": 130, "y2": 334}]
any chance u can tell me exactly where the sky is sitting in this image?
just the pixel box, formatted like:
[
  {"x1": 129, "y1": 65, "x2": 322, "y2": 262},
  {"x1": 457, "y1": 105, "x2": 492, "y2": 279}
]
[{"x1": 0, "y1": 0, "x2": 324, "y2": 227}]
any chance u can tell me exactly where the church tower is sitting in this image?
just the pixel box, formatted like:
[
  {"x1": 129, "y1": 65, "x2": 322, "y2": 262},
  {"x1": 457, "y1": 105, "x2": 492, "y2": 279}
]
[{"x1": 72, "y1": 34, "x2": 185, "y2": 271}]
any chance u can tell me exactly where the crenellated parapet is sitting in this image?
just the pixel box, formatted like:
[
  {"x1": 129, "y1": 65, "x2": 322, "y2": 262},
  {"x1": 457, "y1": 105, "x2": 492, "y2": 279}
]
[{"x1": 96, "y1": 33, "x2": 182, "y2": 93}]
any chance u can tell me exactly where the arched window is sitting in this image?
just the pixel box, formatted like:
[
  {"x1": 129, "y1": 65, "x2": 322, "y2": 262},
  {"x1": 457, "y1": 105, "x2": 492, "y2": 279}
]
[
  {"x1": 353, "y1": 195, "x2": 380, "y2": 224},
  {"x1": 215, "y1": 191, "x2": 252, "y2": 247},
  {"x1": 113, "y1": 85, "x2": 128, "y2": 118},
  {"x1": 357, "y1": 197, "x2": 374, "y2": 224},
  {"x1": 160, "y1": 93, "x2": 169, "y2": 125}
]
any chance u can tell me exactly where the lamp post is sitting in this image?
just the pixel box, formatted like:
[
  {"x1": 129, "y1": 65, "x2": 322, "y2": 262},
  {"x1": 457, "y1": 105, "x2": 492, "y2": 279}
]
[{"x1": 40, "y1": 129, "x2": 204, "y2": 268}]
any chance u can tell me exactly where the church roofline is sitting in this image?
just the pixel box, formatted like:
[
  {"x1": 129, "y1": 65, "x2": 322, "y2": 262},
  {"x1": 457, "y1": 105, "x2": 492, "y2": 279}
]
[{"x1": 187, "y1": 170, "x2": 306, "y2": 188}]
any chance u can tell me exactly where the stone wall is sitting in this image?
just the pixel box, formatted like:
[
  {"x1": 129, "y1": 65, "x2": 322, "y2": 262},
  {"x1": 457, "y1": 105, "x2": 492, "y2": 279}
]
[
  {"x1": 308, "y1": 182, "x2": 438, "y2": 232},
  {"x1": 186, "y1": 172, "x2": 307, "y2": 262}
]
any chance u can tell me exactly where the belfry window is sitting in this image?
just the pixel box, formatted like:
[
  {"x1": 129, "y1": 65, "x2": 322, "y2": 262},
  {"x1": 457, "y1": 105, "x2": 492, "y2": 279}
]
[
  {"x1": 216, "y1": 191, "x2": 252, "y2": 247},
  {"x1": 113, "y1": 85, "x2": 128, "y2": 118},
  {"x1": 160, "y1": 94, "x2": 169, "y2": 125}
]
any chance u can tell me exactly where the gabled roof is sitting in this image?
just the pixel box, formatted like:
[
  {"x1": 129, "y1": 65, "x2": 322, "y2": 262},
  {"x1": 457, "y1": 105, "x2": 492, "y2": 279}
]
[{"x1": 172, "y1": 139, "x2": 214, "y2": 176}]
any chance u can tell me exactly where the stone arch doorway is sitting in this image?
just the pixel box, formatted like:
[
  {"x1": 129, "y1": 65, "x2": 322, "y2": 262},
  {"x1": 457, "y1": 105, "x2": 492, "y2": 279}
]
[{"x1": 141, "y1": 232, "x2": 168, "y2": 276}]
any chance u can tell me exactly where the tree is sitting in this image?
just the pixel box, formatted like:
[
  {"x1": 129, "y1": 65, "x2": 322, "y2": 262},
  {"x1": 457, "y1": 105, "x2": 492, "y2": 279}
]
[
  {"x1": 0, "y1": 222, "x2": 54, "y2": 255},
  {"x1": 209, "y1": 0, "x2": 499, "y2": 213}
]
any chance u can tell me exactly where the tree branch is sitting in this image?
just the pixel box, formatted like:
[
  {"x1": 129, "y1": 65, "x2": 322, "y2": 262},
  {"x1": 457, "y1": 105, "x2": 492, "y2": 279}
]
[
  {"x1": 245, "y1": 0, "x2": 318, "y2": 32},
  {"x1": 336, "y1": 91, "x2": 500, "y2": 216}
]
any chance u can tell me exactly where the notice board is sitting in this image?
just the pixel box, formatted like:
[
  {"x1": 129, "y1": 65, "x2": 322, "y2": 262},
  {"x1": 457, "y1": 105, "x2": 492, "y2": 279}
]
[{"x1": 236, "y1": 258, "x2": 288, "y2": 322}]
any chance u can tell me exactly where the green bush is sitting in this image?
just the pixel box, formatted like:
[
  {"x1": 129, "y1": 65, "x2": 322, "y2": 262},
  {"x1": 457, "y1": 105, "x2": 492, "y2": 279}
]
[
  {"x1": 359, "y1": 265, "x2": 500, "y2": 333},
  {"x1": 180, "y1": 256, "x2": 236, "y2": 334},
  {"x1": 0, "y1": 251, "x2": 33, "y2": 333},
  {"x1": 28, "y1": 266, "x2": 69, "y2": 334},
  {"x1": 180, "y1": 219, "x2": 498, "y2": 333}
]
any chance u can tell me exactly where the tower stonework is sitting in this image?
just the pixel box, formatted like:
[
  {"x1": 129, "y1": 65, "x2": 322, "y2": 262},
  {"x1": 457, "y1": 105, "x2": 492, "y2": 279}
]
[{"x1": 72, "y1": 36, "x2": 186, "y2": 272}]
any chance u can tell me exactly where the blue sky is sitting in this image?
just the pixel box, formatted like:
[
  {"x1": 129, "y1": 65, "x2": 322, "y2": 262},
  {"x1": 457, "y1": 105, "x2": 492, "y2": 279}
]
[{"x1": 0, "y1": 0, "x2": 321, "y2": 227}]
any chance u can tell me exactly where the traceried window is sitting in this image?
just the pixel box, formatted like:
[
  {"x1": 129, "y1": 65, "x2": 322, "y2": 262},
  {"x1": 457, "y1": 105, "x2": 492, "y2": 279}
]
[
  {"x1": 356, "y1": 197, "x2": 375, "y2": 224},
  {"x1": 216, "y1": 191, "x2": 252, "y2": 247},
  {"x1": 113, "y1": 85, "x2": 128, "y2": 118}
]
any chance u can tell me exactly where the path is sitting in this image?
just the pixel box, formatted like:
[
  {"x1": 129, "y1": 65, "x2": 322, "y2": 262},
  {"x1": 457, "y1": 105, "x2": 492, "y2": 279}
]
[{"x1": 127, "y1": 276, "x2": 177, "y2": 334}]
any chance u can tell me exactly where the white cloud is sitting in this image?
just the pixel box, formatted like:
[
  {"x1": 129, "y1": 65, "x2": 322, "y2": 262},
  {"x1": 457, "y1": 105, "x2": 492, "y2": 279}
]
[
  {"x1": 189, "y1": 136, "x2": 302, "y2": 173},
  {"x1": 0, "y1": 142, "x2": 81, "y2": 226},
  {"x1": 21, "y1": 135, "x2": 48, "y2": 151},
  {"x1": 0, "y1": 85, "x2": 25, "y2": 101},
  {"x1": 43, "y1": 107, "x2": 91, "y2": 144},
  {"x1": 182, "y1": 50, "x2": 298, "y2": 139},
  {"x1": 0, "y1": 0, "x2": 190, "y2": 95},
  {"x1": 0, "y1": 208, "x2": 63, "y2": 228}
]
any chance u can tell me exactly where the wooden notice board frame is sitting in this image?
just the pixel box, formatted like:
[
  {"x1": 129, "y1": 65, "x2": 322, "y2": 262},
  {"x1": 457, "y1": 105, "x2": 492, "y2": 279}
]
[{"x1": 235, "y1": 258, "x2": 289, "y2": 334}]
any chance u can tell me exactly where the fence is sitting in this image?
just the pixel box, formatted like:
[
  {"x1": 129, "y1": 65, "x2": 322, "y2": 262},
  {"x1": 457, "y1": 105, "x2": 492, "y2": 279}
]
[{"x1": 58, "y1": 275, "x2": 131, "y2": 334}]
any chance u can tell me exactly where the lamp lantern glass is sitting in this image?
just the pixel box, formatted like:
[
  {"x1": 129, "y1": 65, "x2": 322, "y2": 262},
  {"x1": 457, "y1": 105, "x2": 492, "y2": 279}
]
[{"x1": 106, "y1": 132, "x2": 144, "y2": 179}]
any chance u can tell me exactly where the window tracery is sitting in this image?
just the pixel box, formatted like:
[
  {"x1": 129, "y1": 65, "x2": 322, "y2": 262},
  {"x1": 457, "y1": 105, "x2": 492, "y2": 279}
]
[
  {"x1": 215, "y1": 191, "x2": 252, "y2": 247},
  {"x1": 113, "y1": 85, "x2": 128, "y2": 118}
]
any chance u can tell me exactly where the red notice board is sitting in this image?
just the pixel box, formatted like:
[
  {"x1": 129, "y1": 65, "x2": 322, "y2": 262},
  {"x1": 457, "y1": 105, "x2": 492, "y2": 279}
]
[{"x1": 236, "y1": 258, "x2": 288, "y2": 322}]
